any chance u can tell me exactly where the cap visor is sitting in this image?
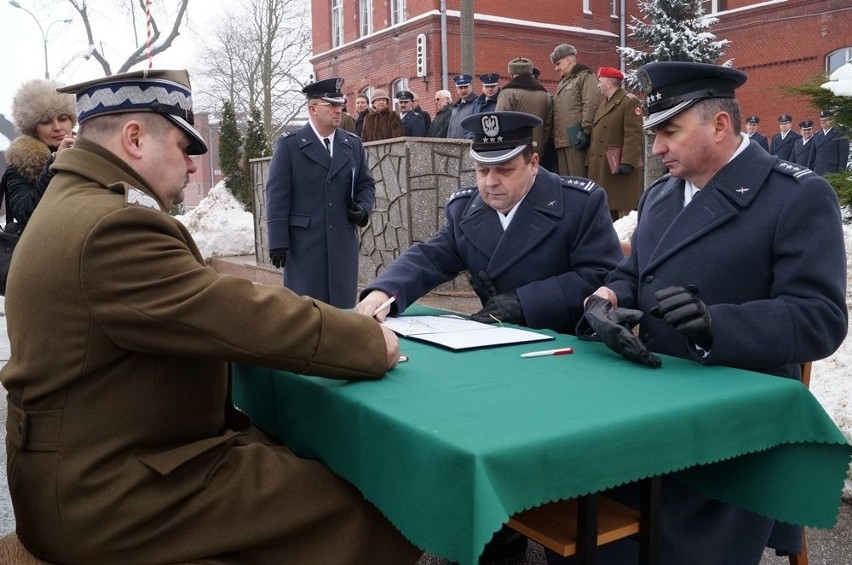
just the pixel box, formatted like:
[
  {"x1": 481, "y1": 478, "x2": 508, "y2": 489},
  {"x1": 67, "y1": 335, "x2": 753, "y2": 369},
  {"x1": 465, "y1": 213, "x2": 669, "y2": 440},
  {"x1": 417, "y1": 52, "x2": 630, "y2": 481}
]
[
  {"x1": 165, "y1": 114, "x2": 208, "y2": 155},
  {"x1": 643, "y1": 99, "x2": 697, "y2": 130},
  {"x1": 322, "y1": 95, "x2": 346, "y2": 105},
  {"x1": 469, "y1": 144, "x2": 526, "y2": 165}
]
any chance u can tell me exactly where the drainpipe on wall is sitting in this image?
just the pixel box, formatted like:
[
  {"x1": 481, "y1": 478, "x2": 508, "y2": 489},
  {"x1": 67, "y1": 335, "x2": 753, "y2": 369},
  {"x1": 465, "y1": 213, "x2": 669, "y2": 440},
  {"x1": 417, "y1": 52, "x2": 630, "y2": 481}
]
[
  {"x1": 620, "y1": 0, "x2": 626, "y2": 73},
  {"x1": 441, "y1": 0, "x2": 448, "y2": 91}
]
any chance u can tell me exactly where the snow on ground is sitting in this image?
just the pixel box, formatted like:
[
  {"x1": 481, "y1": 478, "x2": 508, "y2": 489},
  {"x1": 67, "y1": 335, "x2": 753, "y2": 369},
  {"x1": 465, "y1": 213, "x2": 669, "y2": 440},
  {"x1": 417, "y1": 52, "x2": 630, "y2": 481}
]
[{"x1": 174, "y1": 181, "x2": 254, "y2": 261}]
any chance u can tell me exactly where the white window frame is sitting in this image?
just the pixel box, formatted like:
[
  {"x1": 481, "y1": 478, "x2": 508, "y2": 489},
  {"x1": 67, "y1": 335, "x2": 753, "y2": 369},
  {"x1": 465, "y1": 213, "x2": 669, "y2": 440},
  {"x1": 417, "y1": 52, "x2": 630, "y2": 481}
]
[
  {"x1": 391, "y1": 0, "x2": 406, "y2": 25},
  {"x1": 583, "y1": 0, "x2": 591, "y2": 15},
  {"x1": 360, "y1": 0, "x2": 372, "y2": 37},
  {"x1": 609, "y1": 0, "x2": 618, "y2": 17},
  {"x1": 332, "y1": 0, "x2": 344, "y2": 48},
  {"x1": 701, "y1": 0, "x2": 725, "y2": 14},
  {"x1": 827, "y1": 47, "x2": 852, "y2": 74}
]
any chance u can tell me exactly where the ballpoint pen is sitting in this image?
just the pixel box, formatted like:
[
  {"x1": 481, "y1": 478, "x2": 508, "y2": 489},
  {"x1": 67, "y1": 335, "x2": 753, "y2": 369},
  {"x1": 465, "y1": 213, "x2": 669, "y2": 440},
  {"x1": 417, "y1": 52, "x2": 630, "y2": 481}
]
[
  {"x1": 520, "y1": 347, "x2": 574, "y2": 358},
  {"x1": 373, "y1": 295, "x2": 396, "y2": 317}
]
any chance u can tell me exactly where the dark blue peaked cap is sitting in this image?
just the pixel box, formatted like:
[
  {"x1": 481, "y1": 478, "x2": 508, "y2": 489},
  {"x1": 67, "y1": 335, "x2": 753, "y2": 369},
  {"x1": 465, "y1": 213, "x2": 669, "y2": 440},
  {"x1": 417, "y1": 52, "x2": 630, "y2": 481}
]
[
  {"x1": 636, "y1": 62, "x2": 747, "y2": 129},
  {"x1": 303, "y1": 78, "x2": 345, "y2": 104},
  {"x1": 58, "y1": 69, "x2": 207, "y2": 155},
  {"x1": 461, "y1": 111, "x2": 542, "y2": 164}
]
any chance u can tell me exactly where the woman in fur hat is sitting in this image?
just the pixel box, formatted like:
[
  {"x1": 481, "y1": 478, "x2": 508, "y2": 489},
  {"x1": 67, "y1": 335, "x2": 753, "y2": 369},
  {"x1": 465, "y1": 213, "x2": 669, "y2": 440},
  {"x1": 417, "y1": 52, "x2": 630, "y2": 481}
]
[{"x1": 1, "y1": 79, "x2": 77, "y2": 233}]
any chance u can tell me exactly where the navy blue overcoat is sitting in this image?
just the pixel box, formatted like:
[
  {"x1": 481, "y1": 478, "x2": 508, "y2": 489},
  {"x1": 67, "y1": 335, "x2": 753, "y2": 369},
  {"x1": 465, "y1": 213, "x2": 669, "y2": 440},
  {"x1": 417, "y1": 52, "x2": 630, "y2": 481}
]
[
  {"x1": 362, "y1": 168, "x2": 623, "y2": 334},
  {"x1": 266, "y1": 124, "x2": 375, "y2": 308}
]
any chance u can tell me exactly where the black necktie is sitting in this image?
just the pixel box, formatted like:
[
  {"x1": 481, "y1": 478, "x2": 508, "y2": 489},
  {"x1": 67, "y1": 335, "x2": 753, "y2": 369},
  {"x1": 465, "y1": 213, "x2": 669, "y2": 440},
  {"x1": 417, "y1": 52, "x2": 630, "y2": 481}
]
[{"x1": 323, "y1": 138, "x2": 331, "y2": 154}]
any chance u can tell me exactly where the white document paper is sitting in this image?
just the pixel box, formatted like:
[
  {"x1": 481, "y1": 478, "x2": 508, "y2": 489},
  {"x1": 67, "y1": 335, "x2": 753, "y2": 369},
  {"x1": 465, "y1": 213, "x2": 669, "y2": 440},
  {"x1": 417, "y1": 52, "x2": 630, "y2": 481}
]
[{"x1": 381, "y1": 315, "x2": 553, "y2": 350}]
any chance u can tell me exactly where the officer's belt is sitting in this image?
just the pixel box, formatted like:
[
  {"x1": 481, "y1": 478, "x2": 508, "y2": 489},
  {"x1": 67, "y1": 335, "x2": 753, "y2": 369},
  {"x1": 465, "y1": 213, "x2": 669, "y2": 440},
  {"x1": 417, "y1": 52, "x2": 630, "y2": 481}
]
[{"x1": 6, "y1": 399, "x2": 62, "y2": 452}]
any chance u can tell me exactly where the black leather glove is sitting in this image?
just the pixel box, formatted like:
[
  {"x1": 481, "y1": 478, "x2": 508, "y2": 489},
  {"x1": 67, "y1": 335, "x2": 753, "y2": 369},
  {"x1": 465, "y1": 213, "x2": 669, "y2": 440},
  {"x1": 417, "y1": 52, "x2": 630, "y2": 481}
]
[
  {"x1": 653, "y1": 286, "x2": 713, "y2": 350},
  {"x1": 574, "y1": 130, "x2": 590, "y2": 150},
  {"x1": 471, "y1": 291, "x2": 526, "y2": 326},
  {"x1": 617, "y1": 163, "x2": 634, "y2": 174},
  {"x1": 468, "y1": 269, "x2": 497, "y2": 304},
  {"x1": 348, "y1": 204, "x2": 369, "y2": 227},
  {"x1": 576, "y1": 295, "x2": 662, "y2": 368},
  {"x1": 269, "y1": 248, "x2": 287, "y2": 269}
]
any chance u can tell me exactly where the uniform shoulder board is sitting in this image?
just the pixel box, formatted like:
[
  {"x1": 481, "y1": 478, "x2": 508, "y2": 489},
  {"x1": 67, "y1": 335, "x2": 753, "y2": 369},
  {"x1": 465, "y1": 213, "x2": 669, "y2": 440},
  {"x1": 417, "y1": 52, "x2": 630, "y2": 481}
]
[
  {"x1": 773, "y1": 160, "x2": 813, "y2": 182},
  {"x1": 560, "y1": 176, "x2": 597, "y2": 193},
  {"x1": 125, "y1": 187, "x2": 162, "y2": 211},
  {"x1": 448, "y1": 187, "x2": 476, "y2": 203}
]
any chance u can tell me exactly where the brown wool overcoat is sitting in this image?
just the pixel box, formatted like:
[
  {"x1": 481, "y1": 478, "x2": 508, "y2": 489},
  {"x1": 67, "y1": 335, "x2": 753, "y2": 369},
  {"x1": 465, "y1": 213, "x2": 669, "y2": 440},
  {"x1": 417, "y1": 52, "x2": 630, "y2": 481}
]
[
  {"x1": 585, "y1": 88, "x2": 645, "y2": 211},
  {"x1": 1, "y1": 139, "x2": 420, "y2": 564}
]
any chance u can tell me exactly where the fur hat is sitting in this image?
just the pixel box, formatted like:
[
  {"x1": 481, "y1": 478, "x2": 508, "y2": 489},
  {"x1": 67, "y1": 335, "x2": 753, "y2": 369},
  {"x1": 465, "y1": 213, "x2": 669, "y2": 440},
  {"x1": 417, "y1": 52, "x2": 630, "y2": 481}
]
[
  {"x1": 12, "y1": 79, "x2": 77, "y2": 138},
  {"x1": 549, "y1": 44, "x2": 577, "y2": 65},
  {"x1": 508, "y1": 58, "x2": 533, "y2": 76}
]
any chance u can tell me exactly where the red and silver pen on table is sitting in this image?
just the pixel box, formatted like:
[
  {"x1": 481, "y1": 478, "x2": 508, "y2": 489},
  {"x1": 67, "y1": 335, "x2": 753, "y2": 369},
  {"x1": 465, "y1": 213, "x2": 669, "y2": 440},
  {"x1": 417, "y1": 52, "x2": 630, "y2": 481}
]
[{"x1": 520, "y1": 347, "x2": 574, "y2": 358}]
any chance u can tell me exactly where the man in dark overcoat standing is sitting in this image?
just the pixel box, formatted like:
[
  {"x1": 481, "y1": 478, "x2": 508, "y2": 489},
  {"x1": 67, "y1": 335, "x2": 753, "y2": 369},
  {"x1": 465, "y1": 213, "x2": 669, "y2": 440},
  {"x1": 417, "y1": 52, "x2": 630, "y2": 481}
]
[
  {"x1": 562, "y1": 62, "x2": 847, "y2": 565},
  {"x1": 266, "y1": 78, "x2": 376, "y2": 308},
  {"x1": 809, "y1": 109, "x2": 849, "y2": 175},
  {"x1": 0, "y1": 69, "x2": 418, "y2": 563},
  {"x1": 769, "y1": 114, "x2": 801, "y2": 162},
  {"x1": 791, "y1": 119, "x2": 815, "y2": 167}
]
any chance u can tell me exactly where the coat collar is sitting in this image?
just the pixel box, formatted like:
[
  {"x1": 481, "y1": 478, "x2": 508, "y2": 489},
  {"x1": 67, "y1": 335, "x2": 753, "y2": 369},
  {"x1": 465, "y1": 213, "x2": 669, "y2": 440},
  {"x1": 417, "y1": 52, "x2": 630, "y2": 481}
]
[
  {"x1": 642, "y1": 142, "x2": 775, "y2": 271},
  {"x1": 459, "y1": 171, "x2": 563, "y2": 277},
  {"x1": 295, "y1": 123, "x2": 355, "y2": 178},
  {"x1": 593, "y1": 89, "x2": 628, "y2": 123}
]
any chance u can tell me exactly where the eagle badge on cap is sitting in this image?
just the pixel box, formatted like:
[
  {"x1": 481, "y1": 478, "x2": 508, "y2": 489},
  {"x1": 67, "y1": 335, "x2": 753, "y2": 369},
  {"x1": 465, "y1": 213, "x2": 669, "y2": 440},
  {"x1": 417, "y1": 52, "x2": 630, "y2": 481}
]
[
  {"x1": 335, "y1": 78, "x2": 344, "y2": 90},
  {"x1": 637, "y1": 69, "x2": 653, "y2": 93},
  {"x1": 482, "y1": 115, "x2": 500, "y2": 140}
]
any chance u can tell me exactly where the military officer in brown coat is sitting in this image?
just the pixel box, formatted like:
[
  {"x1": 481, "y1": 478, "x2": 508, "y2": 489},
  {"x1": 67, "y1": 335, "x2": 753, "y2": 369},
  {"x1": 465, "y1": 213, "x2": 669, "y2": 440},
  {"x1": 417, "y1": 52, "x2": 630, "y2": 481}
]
[
  {"x1": 0, "y1": 69, "x2": 420, "y2": 564},
  {"x1": 585, "y1": 67, "x2": 645, "y2": 219},
  {"x1": 550, "y1": 43, "x2": 600, "y2": 177},
  {"x1": 496, "y1": 57, "x2": 554, "y2": 158}
]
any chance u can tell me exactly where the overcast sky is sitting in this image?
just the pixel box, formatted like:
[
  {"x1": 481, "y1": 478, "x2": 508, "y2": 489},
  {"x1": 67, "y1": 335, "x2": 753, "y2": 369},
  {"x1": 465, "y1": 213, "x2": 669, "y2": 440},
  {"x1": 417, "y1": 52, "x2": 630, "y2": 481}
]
[{"x1": 0, "y1": 0, "x2": 232, "y2": 139}]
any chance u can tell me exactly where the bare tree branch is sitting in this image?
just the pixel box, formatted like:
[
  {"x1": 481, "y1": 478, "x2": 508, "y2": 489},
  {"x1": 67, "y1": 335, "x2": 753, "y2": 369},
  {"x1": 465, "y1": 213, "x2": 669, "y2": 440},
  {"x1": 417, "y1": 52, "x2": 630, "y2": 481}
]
[
  {"x1": 64, "y1": 0, "x2": 190, "y2": 76},
  {"x1": 193, "y1": 0, "x2": 311, "y2": 139}
]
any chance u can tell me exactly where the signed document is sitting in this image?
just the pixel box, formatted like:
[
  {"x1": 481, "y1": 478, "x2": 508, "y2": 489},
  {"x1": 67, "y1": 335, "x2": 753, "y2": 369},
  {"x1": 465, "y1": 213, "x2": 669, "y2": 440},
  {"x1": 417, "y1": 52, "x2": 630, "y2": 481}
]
[{"x1": 381, "y1": 315, "x2": 553, "y2": 350}]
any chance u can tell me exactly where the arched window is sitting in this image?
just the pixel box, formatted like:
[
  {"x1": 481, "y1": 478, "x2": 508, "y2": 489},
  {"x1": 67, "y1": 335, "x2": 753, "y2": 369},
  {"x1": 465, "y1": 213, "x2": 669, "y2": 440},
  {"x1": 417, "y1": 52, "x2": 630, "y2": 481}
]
[
  {"x1": 391, "y1": 79, "x2": 409, "y2": 111},
  {"x1": 827, "y1": 47, "x2": 852, "y2": 74}
]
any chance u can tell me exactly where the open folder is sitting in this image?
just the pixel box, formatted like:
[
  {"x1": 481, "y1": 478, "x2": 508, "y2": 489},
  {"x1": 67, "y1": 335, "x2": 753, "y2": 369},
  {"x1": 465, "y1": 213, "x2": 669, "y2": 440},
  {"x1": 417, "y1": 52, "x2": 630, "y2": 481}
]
[{"x1": 381, "y1": 315, "x2": 553, "y2": 350}]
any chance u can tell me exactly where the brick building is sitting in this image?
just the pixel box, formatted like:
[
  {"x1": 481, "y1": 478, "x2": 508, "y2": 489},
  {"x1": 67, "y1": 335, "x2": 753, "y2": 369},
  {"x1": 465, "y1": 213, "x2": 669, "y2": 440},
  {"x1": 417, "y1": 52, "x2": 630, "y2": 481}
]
[{"x1": 310, "y1": 0, "x2": 851, "y2": 133}]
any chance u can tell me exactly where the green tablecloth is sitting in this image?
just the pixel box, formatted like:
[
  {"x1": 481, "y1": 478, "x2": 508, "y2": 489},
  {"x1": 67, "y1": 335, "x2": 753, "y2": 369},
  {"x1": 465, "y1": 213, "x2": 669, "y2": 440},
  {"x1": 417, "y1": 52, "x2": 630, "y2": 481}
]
[{"x1": 233, "y1": 307, "x2": 851, "y2": 565}]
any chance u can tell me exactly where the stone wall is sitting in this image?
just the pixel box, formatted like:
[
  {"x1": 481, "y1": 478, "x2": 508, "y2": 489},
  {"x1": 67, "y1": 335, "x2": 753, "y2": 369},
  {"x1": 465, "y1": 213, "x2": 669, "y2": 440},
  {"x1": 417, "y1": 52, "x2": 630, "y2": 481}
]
[{"x1": 251, "y1": 136, "x2": 477, "y2": 294}]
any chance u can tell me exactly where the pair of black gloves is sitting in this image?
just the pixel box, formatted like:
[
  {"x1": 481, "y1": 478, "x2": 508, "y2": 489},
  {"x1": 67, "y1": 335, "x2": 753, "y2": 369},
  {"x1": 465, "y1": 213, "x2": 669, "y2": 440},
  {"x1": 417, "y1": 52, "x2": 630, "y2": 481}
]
[
  {"x1": 576, "y1": 286, "x2": 713, "y2": 368},
  {"x1": 468, "y1": 270, "x2": 525, "y2": 326},
  {"x1": 269, "y1": 204, "x2": 370, "y2": 269}
]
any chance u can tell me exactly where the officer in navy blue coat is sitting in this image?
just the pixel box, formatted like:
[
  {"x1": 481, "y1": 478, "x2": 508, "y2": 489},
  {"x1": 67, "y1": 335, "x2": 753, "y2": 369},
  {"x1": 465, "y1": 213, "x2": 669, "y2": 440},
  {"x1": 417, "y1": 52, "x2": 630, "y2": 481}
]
[
  {"x1": 356, "y1": 111, "x2": 622, "y2": 335},
  {"x1": 744, "y1": 115, "x2": 769, "y2": 151},
  {"x1": 568, "y1": 62, "x2": 847, "y2": 565},
  {"x1": 266, "y1": 78, "x2": 376, "y2": 308},
  {"x1": 769, "y1": 114, "x2": 801, "y2": 161},
  {"x1": 471, "y1": 73, "x2": 501, "y2": 116},
  {"x1": 395, "y1": 90, "x2": 427, "y2": 137},
  {"x1": 809, "y1": 109, "x2": 849, "y2": 175},
  {"x1": 791, "y1": 120, "x2": 815, "y2": 167}
]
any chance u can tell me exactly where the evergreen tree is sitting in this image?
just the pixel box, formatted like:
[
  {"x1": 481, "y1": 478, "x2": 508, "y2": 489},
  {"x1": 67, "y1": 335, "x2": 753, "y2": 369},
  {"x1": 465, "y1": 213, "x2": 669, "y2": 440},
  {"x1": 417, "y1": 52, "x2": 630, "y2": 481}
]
[
  {"x1": 783, "y1": 69, "x2": 852, "y2": 216},
  {"x1": 619, "y1": 0, "x2": 731, "y2": 82},
  {"x1": 234, "y1": 106, "x2": 272, "y2": 207},
  {"x1": 219, "y1": 100, "x2": 246, "y2": 204}
]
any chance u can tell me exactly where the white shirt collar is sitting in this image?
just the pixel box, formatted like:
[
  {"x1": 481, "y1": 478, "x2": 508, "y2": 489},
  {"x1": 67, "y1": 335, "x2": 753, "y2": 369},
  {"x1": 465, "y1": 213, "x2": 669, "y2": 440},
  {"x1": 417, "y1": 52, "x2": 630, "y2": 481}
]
[
  {"x1": 308, "y1": 120, "x2": 335, "y2": 154},
  {"x1": 684, "y1": 134, "x2": 750, "y2": 208}
]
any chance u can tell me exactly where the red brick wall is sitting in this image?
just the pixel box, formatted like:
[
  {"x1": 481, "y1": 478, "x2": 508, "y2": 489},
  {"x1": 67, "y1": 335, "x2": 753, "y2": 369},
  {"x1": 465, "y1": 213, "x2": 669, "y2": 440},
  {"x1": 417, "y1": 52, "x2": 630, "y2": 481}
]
[
  {"x1": 718, "y1": 1, "x2": 850, "y2": 130},
  {"x1": 311, "y1": 0, "x2": 852, "y2": 131}
]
